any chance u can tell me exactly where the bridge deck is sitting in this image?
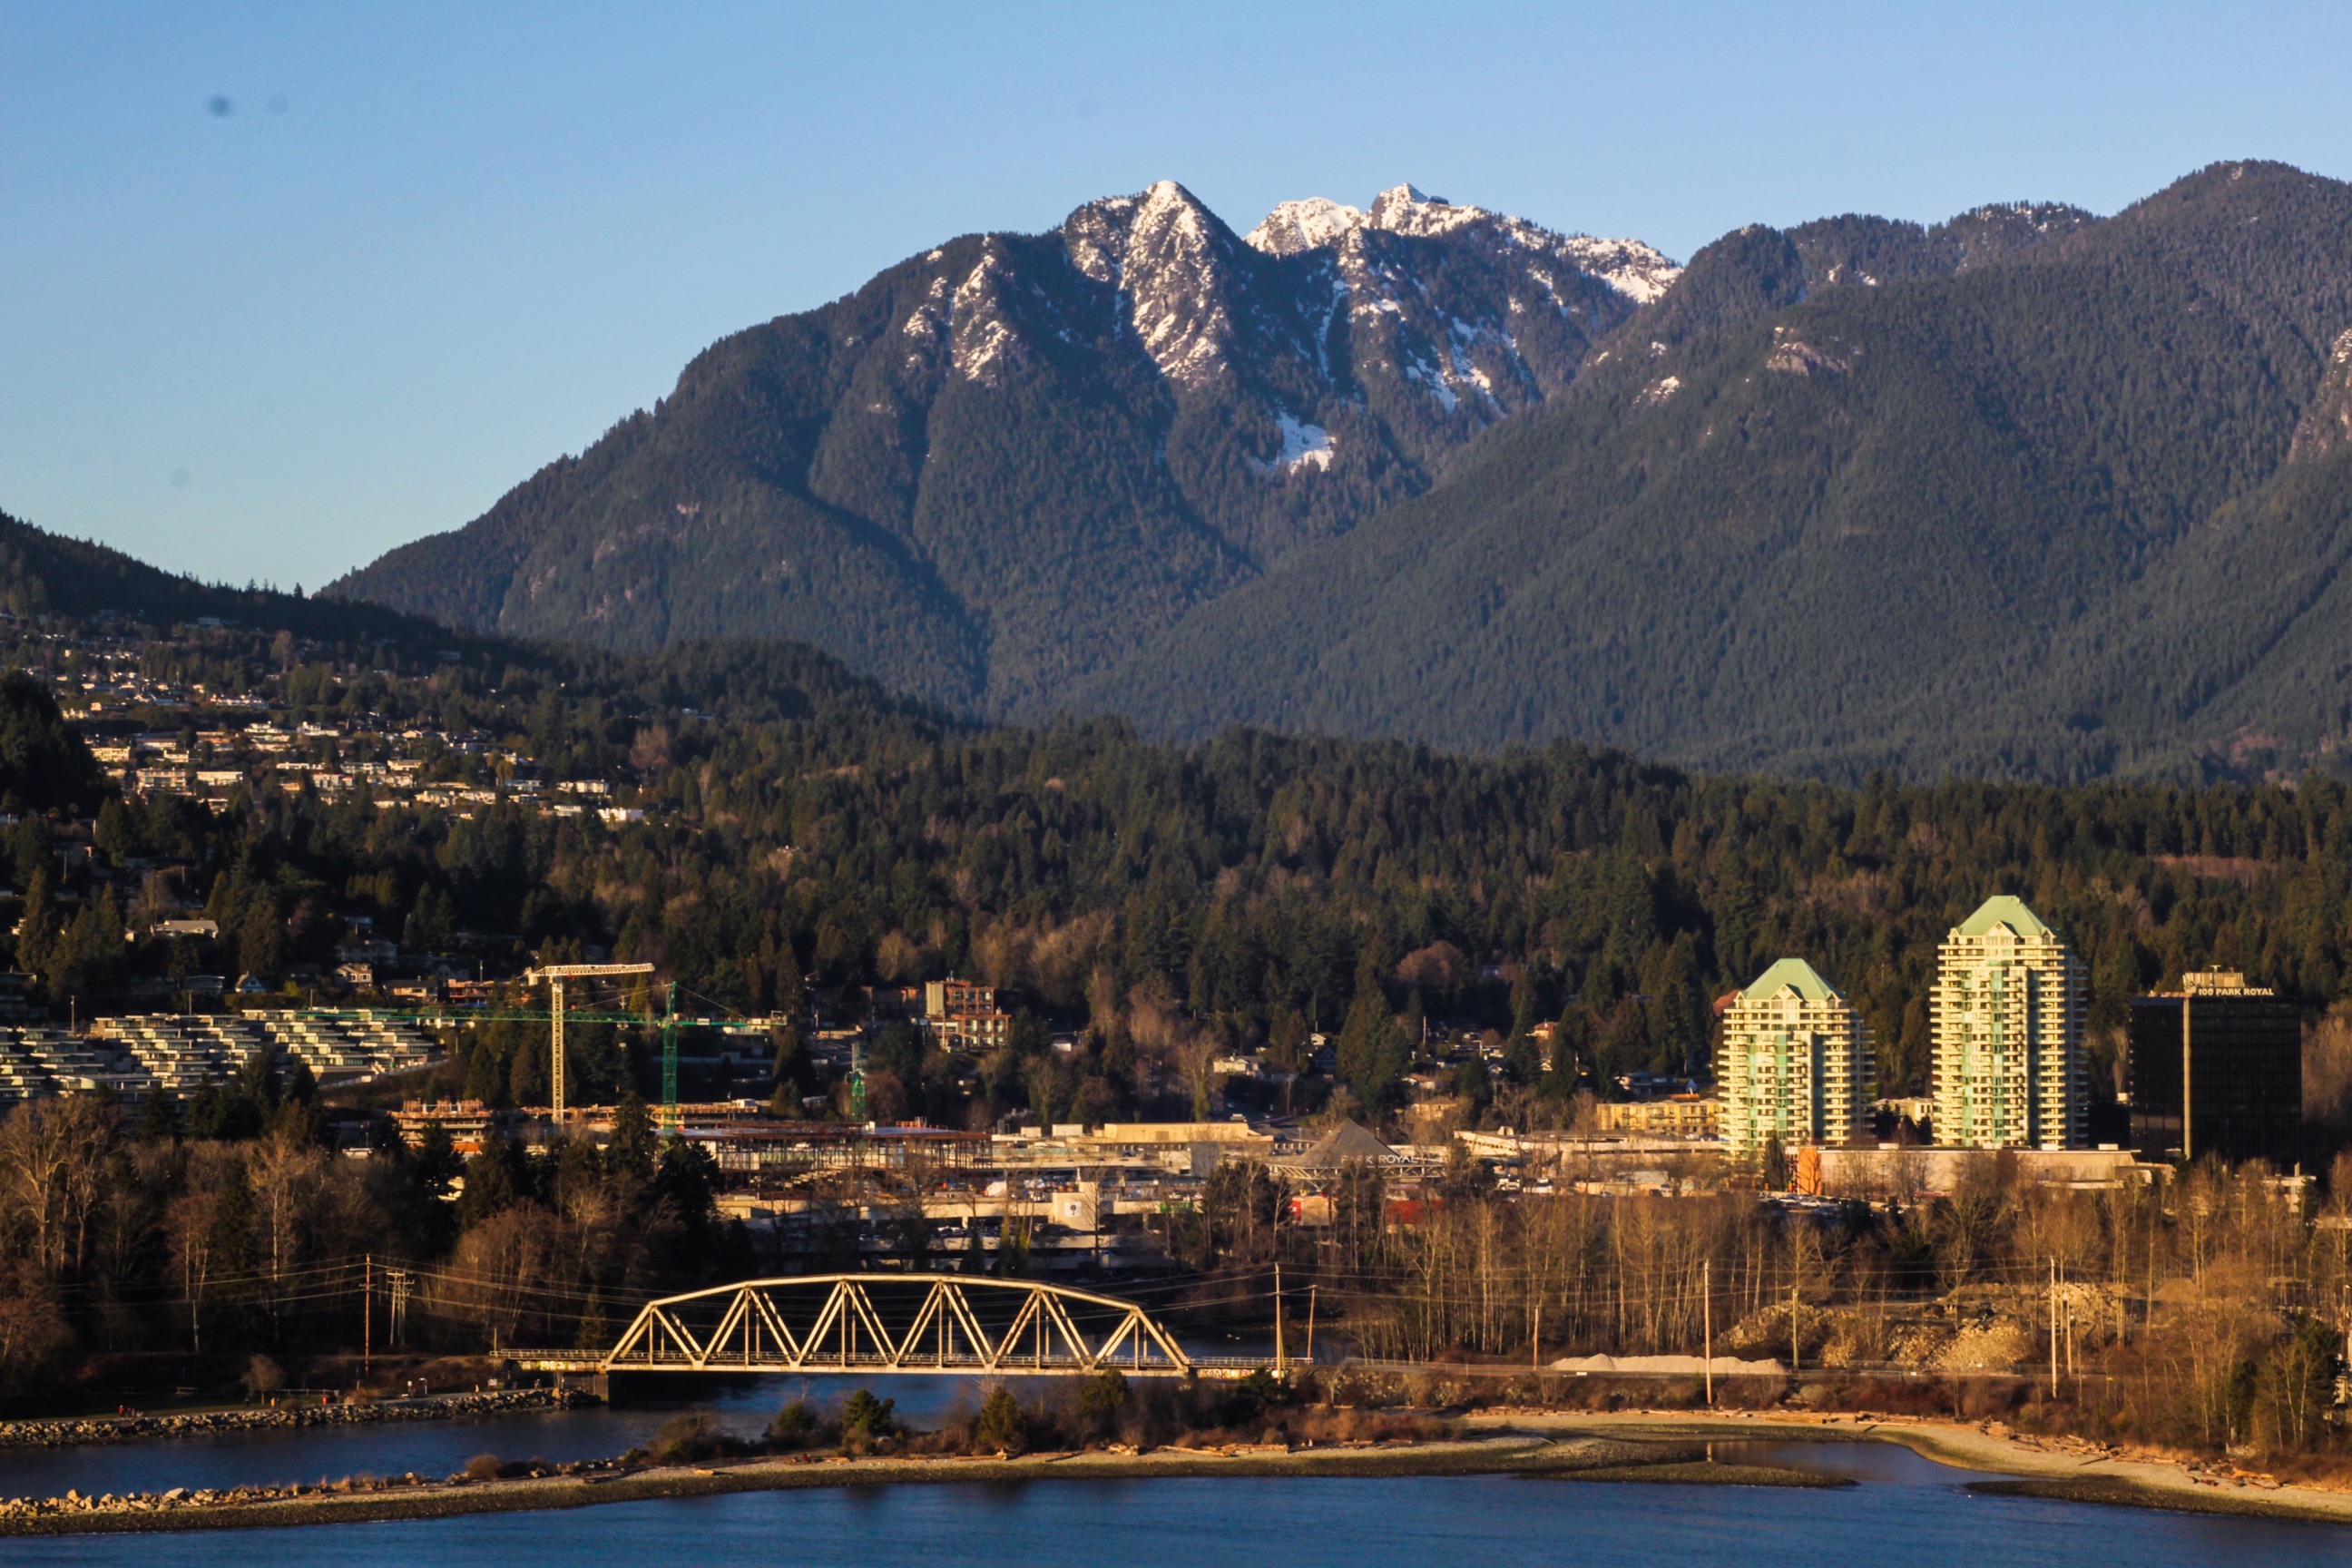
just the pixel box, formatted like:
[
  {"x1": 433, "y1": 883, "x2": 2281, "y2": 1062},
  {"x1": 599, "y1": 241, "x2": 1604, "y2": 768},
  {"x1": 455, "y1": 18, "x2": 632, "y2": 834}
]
[{"x1": 515, "y1": 1353, "x2": 1269, "y2": 1379}]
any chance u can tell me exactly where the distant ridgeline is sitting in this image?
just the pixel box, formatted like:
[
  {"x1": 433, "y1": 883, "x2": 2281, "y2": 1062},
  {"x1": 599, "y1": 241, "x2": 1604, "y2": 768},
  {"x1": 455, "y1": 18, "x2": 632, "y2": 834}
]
[
  {"x1": 0, "y1": 508, "x2": 938, "y2": 735},
  {"x1": 325, "y1": 161, "x2": 2352, "y2": 785},
  {"x1": 0, "y1": 508, "x2": 508, "y2": 657}
]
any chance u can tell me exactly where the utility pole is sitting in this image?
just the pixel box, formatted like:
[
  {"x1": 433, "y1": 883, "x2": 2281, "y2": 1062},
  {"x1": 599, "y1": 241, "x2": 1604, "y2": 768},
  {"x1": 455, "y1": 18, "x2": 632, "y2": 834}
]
[
  {"x1": 2049, "y1": 1257, "x2": 2059, "y2": 1396},
  {"x1": 387, "y1": 1268, "x2": 412, "y2": 1348},
  {"x1": 1790, "y1": 1281, "x2": 1800, "y2": 1376},
  {"x1": 1306, "y1": 1285, "x2": 1318, "y2": 1367},
  {"x1": 1274, "y1": 1263, "x2": 1286, "y2": 1369},
  {"x1": 362, "y1": 1256, "x2": 371, "y2": 1379},
  {"x1": 525, "y1": 963, "x2": 653, "y2": 1122},
  {"x1": 1703, "y1": 1258, "x2": 1713, "y2": 1407}
]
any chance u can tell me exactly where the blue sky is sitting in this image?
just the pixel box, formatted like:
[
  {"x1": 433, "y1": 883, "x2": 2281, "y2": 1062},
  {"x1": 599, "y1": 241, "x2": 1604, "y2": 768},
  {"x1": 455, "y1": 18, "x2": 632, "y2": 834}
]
[{"x1": 6, "y1": 0, "x2": 2351, "y2": 591}]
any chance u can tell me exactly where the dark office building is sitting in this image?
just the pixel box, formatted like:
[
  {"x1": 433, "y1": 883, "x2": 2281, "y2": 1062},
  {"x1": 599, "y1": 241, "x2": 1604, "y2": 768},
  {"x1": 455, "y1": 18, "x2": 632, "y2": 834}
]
[{"x1": 2128, "y1": 972, "x2": 2302, "y2": 1166}]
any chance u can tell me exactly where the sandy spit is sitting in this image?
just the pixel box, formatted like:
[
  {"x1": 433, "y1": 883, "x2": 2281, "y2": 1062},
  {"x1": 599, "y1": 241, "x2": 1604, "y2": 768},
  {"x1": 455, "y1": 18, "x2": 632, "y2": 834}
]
[{"x1": 1472, "y1": 1411, "x2": 2352, "y2": 1528}]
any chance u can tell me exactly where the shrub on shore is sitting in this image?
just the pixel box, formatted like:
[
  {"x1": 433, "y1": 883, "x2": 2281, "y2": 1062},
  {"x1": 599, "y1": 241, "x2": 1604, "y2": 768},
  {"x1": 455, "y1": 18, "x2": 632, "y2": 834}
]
[
  {"x1": 650, "y1": 1409, "x2": 749, "y2": 1465},
  {"x1": 766, "y1": 1398, "x2": 824, "y2": 1448},
  {"x1": 240, "y1": 1357, "x2": 285, "y2": 1401},
  {"x1": 891, "y1": 1367, "x2": 1457, "y2": 1458}
]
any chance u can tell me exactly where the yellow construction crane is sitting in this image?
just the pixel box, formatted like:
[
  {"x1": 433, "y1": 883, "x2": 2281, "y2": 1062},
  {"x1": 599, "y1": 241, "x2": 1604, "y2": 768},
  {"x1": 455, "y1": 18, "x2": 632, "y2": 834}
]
[{"x1": 524, "y1": 963, "x2": 654, "y2": 1120}]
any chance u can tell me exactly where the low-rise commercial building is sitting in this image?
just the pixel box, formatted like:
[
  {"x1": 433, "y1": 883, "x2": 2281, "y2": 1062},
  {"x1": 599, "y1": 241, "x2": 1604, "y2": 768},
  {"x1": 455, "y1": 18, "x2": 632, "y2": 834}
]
[{"x1": 1594, "y1": 1094, "x2": 1720, "y2": 1138}]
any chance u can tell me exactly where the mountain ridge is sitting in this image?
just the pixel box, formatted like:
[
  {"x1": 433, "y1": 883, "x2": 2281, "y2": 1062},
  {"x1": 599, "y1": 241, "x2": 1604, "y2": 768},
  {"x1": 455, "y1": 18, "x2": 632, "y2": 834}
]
[
  {"x1": 328, "y1": 159, "x2": 2352, "y2": 784},
  {"x1": 331, "y1": 179, "x2": 1669, "y2": 718},
  {"x1": 1080, "y1": 161, "x2": 2352, "y2": 783}
]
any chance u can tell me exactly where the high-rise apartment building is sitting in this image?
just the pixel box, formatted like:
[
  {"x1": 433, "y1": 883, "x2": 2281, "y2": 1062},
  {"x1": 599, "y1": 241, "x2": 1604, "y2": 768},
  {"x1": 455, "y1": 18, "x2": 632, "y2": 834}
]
[
  {"x1": 1931, "y1": 896, "x2": 2085, "y2": 1149},
  {"x1": 2128, "y1": 970, "x2": 2301, "y2": 1166},
  {"x1": 1718, "y1": 958, "x2": 1871, "y2": 1152}
]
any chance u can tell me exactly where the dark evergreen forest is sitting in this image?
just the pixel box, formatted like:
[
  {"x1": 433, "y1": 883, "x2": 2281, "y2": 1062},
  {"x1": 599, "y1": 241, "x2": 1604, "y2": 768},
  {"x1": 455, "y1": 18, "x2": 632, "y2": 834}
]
[{"x1": 19, "y1": 618, "x2": 2352, "y2": 1128}]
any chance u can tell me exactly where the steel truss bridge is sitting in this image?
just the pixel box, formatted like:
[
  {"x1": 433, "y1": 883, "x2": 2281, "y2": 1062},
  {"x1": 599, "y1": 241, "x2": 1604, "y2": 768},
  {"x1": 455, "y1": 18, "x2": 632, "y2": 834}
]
[{"x1": 522, "y1": 1274, "x2": 1227, "y2": 1379}]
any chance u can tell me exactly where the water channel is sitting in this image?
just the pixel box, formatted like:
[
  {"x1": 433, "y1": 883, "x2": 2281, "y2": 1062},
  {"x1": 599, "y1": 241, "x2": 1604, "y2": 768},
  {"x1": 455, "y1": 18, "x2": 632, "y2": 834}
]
[{"x1": 0, "y1": 1387, "x2": 2346, "y2": 1566}]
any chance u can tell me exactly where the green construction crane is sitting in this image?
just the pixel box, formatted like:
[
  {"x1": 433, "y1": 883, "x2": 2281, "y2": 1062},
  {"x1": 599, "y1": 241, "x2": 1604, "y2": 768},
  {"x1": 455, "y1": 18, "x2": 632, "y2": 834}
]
[{"x1": 660, "y1": 981, "x2": 679, "y2": 1132}]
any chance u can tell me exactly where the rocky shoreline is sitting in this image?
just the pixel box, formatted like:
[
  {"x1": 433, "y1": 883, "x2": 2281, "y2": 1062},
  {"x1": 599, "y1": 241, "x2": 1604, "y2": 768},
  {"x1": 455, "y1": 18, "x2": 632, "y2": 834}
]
[
  {"x1": 9, "y1": 1404, "x2": 2349, "y2": 1536},
  {"x1": 0, "y1": 1387, "x2": 593, "y2": 1450},
  {"x1": 0, "y1": 1434, "x2": 1843, "y2": 1535}
]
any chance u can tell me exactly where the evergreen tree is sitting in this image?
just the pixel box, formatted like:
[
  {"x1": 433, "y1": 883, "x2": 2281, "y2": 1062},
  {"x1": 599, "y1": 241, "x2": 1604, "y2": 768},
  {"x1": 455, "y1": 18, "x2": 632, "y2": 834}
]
[
  {"x1": 282, "y1": 1057, "x2": 318, "y2": 1106},
  {"x1": 654, "y1": 1138, "x2": 720, "y2": 1260},
  {"x1": 404, "y1": 885, "x2": 456, "y2": 955},
  {"x1": 235, "y1": 1044, "x2": 279, "y2": 1116},
  {"x1": 135, "y1": 1088, "x2": 181, "y2": 1143},
  {"x1": 975, "y1": 1386, "x2": 1027, "y2": 1455},
  {"x1": 414, "y1": 1121, "x2": 463, "y2": 1203},
  {"x1": 234, "y1": 902, "x2": 282, "y2": 981},
  {"x1": 1503, "y1": 1024, "x2": 1543, "y2": 1087},
  {"x1": 1334, "y1": 973, "x2": 1407, "y2": 1114},
  {"x1": 841, "y1": 1388, "x2": 897, "y2": 1442},
  {"x1": 0, "y1": 669, "x2": 107, "y2": 813},
  {"x1": 463, "y1": 1038, "x2": 507, "y2": 1108},
  {"x1": 608, "y1": 1093, "x2": 657, "y2": 1185},
  {"x1": 203, "y1": 1154, "x2": 260, "y2": 1345},
  {"x1": 456, "y1": 1136, "x2": 531, "y2": 1230},
  {"x1": 14, "y1": 869, "x2": 55, "y2": 984}
]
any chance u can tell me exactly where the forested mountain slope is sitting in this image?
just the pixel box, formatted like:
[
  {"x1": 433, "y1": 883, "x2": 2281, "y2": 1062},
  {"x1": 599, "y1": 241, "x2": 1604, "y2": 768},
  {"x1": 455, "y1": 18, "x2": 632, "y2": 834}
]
[
  {"x1": 0, "y1": 509, "x2": 445, "y2": 646},
  {"x1": 1085, "y1": 162, "x2": 2352, "y2": 783},
  {"x1": 0, "y1": 506, "x2": 939, "y2": 734},
  {"x1": 330, "y1": 182, "x2": 1674, "y2": 718}
]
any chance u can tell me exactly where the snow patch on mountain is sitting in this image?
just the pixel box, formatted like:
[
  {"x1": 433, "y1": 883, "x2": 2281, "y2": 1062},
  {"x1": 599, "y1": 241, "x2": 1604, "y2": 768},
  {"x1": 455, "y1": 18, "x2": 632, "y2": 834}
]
[
  {"x1": 1554, "y1": 237, "x2": 1680, "y2": 303},
  {"x1": 898, "y1": 274, "x2": 956, "y2": 377},
  {"x1": 2289, "y1": 325, "x2": 2352, "y2": 463},
  {"x1": 949, "y1": 241, "x2": 1029, "y2": 386},
  {"x1": 1244, "y1": 182, "x2": 1681, "y2": 304},
  {"x1": 1250, "y1": 411, "x2": 1336, "y2": 475}
]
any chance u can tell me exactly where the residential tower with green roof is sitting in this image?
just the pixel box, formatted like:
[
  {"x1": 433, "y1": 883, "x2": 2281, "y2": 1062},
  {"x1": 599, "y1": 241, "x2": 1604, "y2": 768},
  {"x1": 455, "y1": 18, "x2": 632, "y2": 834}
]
[
  {"x1": 1931, "y1": 896, "x2": 2087, "y2": 1149},
  {"x1": 1719, "y1": 957, "x2": 1871, "y2": 1152}
]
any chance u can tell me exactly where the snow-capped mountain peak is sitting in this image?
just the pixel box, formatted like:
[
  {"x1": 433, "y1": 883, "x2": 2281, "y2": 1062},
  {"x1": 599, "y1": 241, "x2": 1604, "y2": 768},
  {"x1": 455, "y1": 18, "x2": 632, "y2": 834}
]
[
  {"x1": 1059, "y1": 180, "x2": 1250, "y2": 386},
  {"x1": 1363, "y1": 182, "x2": 1479, "y2": 236},
  {"x1": 1242, "y1": 183, "x2": 1681, "y2": 305},
  {"x1": 1046, "y1": 179, "x2": 1683, "y2": 427},
  {"x1": 1244, "y1": 197, "x2": 1366, "y2": 258}
]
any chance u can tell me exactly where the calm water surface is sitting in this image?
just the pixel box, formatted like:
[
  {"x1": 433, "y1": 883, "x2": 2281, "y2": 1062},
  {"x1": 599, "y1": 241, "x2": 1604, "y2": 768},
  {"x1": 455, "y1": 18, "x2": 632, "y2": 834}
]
[{"x1": 1, "y1": 1399, "x2": 2346, "y2": 1566}]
